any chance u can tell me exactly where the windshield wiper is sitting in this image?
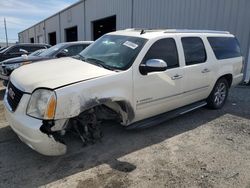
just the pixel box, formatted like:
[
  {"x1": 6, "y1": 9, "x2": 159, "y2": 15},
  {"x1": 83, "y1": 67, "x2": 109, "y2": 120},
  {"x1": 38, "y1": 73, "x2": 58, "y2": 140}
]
[
  {"x1": 72, "y1": 54, "x2": 82, "y2": 60},
  {"x1": 76, "y1": 55, "x2": 119, "y2": 71},
  {"x1": 84, "y1": 57, "x2": 116, "y2": 71}
]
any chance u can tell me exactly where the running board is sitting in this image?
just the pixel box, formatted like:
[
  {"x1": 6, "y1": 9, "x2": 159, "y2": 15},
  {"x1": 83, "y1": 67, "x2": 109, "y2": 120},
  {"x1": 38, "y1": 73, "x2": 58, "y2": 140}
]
[{"x1": 126, "y1": 101, "x2": 207, "y2": 130}]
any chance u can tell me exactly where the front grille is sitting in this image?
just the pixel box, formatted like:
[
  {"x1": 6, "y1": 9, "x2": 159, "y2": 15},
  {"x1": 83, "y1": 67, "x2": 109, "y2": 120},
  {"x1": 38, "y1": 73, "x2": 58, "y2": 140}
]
[
  {"x1": 0, "y1": 66, "x2": 4, "y2": 75},
  {"x1": 1, "y1": 65, "x2": 7, "y2": 75},
  {"x1": 7, "y1": 82, "x2": 24, "y2": 111}
]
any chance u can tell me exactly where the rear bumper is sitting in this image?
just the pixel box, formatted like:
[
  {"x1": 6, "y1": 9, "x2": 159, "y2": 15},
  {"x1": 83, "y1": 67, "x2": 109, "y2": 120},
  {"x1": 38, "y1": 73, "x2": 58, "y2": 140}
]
[
  {"x1": 232, "y1": 73, "x2": 243, "y2": 86},
  {"x1": 4, "y1": 93, "x2": 66, "y2": 156}
]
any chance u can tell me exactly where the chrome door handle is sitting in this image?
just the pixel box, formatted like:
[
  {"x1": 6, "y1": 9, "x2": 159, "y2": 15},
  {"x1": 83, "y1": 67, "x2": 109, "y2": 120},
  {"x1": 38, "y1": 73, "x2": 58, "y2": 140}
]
[
  {"x1": 201, "y1": 68, "x2": 210, "y2": 73},
  {"x1": 171, "y1": 74, "x2": 183, "y2": 80}
]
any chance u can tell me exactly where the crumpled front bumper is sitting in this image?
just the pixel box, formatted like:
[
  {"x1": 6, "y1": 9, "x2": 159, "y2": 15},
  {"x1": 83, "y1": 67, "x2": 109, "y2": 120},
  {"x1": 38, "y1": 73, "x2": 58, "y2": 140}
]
[{"x1": 4, "y1": 93, "x2": 66, "y2": 156}]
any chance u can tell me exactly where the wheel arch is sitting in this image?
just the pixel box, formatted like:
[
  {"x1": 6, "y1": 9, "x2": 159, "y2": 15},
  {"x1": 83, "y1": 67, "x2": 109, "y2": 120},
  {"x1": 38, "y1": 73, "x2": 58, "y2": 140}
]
[
  {"x1": 75, "y1": 97, "x2": 135, "y2": 126},
  {"x1": 217, "y1": 74, "x2": 233, "y2": 88}
]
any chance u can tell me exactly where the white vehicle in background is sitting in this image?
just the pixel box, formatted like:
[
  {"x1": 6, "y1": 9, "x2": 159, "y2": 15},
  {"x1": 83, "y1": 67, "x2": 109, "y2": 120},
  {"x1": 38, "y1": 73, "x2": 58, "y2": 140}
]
[{"x1": 4, "y1": 29, "x2": 243, "y2": 156}]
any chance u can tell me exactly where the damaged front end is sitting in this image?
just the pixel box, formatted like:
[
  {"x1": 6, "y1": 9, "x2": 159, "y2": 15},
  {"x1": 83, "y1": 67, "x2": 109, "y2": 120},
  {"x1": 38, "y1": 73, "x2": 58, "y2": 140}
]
[{"x1": 39, "y1": 103, "x2": 126, "y2": 155}]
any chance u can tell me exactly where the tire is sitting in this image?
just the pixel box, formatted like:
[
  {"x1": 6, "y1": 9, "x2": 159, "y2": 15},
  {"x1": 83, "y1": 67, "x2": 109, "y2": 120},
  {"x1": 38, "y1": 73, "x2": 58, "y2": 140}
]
[{"x1": 206, "y1": 78, "x2": 229, "y2": 109}]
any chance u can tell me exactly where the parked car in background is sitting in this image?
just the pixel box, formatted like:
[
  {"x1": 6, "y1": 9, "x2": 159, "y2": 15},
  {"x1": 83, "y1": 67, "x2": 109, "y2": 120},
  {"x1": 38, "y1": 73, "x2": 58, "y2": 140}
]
[
  {"x1": 4, "y1": 29, "x2": 243, "y2": 155},
  {"x1": 0, "y1": 41, "x2": 93, "y2": 86},
  {"x1": 26, "y1": 49, "x2": 46, "y2": 57},
  {"x1": 0, "y1": 43, "x2": 50, "y2": 62},
  {"x1": 0, "y1": 46, "x2": 8, "y2": 52}
]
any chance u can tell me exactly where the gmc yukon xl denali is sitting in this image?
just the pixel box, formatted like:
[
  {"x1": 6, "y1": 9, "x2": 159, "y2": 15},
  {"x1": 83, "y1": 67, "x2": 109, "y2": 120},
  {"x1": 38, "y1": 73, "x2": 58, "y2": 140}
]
[{"x1": 4, "y1": 29, "x2": 243, "y2": 156}]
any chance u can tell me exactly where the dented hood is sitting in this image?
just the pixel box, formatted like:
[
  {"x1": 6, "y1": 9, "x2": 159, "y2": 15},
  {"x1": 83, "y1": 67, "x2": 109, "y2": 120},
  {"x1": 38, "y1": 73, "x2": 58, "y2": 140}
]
[{"x1": 10, "y1": 57, "x2": 115, "y2": 93}]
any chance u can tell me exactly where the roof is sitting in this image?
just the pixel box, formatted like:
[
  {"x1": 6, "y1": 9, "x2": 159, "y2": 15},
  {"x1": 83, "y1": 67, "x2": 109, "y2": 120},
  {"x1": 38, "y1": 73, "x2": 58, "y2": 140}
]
[
  {"x1": 110, "y1": 29, "x2": 233, "y2": 39},
  {"x1": 58, "y1": 41, "x2": 93, "y2": 45},
  {"x1": 14, "y1": 43, "x2": 51, "y2": 46}
]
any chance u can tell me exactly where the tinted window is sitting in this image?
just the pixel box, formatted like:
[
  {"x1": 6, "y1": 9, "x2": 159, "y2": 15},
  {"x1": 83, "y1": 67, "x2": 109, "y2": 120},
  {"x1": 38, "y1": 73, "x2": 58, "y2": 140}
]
[
  {"x1": 65, "y1": 44, "x2": 87, "y2": 56},
  {"x1": 22, "y1": 46, "x2": 43, "y2": 52},
  {"x1": 21, "y1": 46, "x2": 32, "y2": 52},
  {"x1": 182, "y1": 37, "x2": 207, "y2": 65},
  {"x1": 32, "y1": 46, "x2": 45, "y2": 51},
  {"x1": 143, "y1": 38, "x2": 179, "y2": 69},
  {"x1": 8, "y1": 46, "x2": 22, "y2": 53},
  {"x1": 207, "y1": 37, "x2": 241, "y2": 60}
]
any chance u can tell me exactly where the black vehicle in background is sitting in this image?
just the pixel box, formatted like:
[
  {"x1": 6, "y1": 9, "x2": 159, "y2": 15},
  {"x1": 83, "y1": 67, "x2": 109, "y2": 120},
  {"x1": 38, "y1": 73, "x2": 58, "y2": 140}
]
[
  {"x1": 0, "y1": 46, "x2": 8, "y2": 52},
  {"x1": 0, "y1": 43, "x2": 50, "y2": 62},
  {"x1": 27, "y1": 49, "x2": 46, "y2": 57},
  {"x1": 0, "y1": 41, "x2": 93, "y2": 86}
]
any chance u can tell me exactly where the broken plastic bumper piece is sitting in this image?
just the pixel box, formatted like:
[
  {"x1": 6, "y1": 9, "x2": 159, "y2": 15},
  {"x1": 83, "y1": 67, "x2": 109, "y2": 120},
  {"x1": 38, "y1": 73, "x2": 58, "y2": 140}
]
[{"x1": 4, "y1": 95, "x2": 66, "y2": 156}]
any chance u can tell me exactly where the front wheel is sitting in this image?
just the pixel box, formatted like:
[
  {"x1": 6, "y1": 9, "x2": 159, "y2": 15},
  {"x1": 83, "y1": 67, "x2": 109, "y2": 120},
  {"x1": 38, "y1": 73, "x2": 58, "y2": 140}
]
[{"x1": 207, "y1": 78, "x2": 229, "y2": 109}]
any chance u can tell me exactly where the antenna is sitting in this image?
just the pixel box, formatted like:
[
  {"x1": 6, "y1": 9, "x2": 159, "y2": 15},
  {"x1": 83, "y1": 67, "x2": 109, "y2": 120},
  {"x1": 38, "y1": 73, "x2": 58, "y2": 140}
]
[{"x1": 140, "y1": 29, "x2": 146, "y2": 35}]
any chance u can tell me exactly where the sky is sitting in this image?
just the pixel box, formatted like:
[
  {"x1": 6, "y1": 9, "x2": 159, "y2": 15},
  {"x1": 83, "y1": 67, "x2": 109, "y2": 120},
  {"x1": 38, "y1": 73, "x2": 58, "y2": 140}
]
[{"x1": 0, "y1": 0, "x2": 79, "y2": 43}]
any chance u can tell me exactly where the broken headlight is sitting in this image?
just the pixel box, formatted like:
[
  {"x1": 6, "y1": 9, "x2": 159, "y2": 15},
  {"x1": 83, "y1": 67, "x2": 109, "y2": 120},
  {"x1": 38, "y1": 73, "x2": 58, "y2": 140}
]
[
  {"x1": 27, "y1": 89, "x2": 57, "y2": 120},
  {"x1": 6, "y1": 63, "x2": 22, "y2": 70},
  {"x1": 5, "y1": 62, "x2": 31, "y2": 70}
]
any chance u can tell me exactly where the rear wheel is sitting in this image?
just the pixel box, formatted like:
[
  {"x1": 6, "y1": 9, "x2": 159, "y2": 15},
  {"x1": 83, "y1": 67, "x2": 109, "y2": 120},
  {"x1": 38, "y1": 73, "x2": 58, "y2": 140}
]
[{"x1": 207, "y1": 78, "x2": 229, "y2": 109}]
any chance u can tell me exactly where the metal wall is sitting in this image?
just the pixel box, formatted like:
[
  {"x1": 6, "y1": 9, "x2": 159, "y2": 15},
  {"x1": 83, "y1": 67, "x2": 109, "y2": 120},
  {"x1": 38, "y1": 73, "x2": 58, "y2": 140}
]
[
  {"x1": 133, "y1": 0, "x2": 250, "y2": 62},
  {"x1": 132, "y1": 0, "x2": 250, "y2": 81},
  {"x1": 18, "y1": 0, "x2": 250, "y2": 81},
  {"x1": 60, "y1": 1, "x2": 85, "y2": 41},
  {"x1": 27, "y1": 27, "x2": 35, "y2": 42},
  {"x1": 85, "y1": 0, "x2": 132, "y2": 39},
  {"x1": 45, "y1": 14, "x2": 60, "y2": 44}
]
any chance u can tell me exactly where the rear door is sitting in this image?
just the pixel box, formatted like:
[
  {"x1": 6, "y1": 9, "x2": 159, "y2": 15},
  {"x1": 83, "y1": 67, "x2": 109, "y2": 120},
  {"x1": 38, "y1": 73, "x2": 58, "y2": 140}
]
[{"x1": 180, "y1": 36, "x2": 213, "y2": 105}]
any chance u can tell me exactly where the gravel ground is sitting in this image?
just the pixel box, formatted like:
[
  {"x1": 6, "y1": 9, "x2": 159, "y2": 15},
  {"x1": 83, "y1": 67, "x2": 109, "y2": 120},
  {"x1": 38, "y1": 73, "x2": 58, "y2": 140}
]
[{"x1": 0, "y1": 85, "x2": 249, "y2": 188}]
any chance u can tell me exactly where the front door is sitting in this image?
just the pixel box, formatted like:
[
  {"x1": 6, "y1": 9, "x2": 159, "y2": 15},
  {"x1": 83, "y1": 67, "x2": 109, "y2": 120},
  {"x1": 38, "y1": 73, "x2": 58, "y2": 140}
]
[{"x1": 133, "y1": 38, "x2": 185, "y2": 122}]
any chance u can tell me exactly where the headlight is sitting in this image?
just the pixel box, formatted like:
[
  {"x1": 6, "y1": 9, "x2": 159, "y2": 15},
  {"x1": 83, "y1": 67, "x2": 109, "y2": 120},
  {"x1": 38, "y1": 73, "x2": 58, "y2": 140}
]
[
  {"x1": 6, "y1": 62, "x2": 31, "y2": 70},
  {"x1": 27, "y1": 89, "x2": 57, "y2": 120},
  {"x1": 6, "y1": 63, "x2": 22, "y2": 70}
]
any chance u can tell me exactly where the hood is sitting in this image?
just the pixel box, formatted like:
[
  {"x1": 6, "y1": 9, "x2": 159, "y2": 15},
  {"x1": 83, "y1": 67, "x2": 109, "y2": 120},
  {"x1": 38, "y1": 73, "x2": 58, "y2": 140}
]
[
  {"x1": 2, "y1": 56, "x2": 49, "y2": 65},
  {"x1": 10, "y1": 57, "x2": 115, "y2": 93}
]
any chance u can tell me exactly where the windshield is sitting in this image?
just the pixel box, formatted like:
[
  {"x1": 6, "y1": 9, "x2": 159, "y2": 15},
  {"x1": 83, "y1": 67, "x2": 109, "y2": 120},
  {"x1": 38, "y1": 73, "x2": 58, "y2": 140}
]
[
  {"x1": 39, "y1": 43, "x2": 65, "y2": 57},
  {"x1": 78, "y1": 35, "x2": 147, "y2": 70},
  {"x1": 0, "y1": 46, "x2": 11, "y2": 53},
  {"x1": 0, "y1": 47, "x2": 7, "y2": 53}
]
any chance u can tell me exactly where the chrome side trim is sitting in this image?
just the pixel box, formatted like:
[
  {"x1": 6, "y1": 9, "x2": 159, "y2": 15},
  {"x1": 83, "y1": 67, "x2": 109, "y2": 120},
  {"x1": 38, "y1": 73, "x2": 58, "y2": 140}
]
[
  {"x1": 179, "y1": 102, "x2": 207, "y2": 115},
  {"x1": 137, "y1": 85, "x2": 209, "y2": 107}
]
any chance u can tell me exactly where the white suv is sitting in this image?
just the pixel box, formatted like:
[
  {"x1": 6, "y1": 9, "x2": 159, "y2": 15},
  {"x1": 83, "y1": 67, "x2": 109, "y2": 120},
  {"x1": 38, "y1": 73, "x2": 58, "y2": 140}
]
[{"x1": 4, "y1": 29, "x2": 244, "y2": 155}]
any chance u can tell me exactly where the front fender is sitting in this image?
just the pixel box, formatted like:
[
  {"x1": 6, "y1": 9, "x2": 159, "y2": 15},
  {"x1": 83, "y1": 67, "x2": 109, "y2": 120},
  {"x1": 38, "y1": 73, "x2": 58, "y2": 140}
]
[{"x1": 53, "y1": 71, "x2": 134, "y2": 123}]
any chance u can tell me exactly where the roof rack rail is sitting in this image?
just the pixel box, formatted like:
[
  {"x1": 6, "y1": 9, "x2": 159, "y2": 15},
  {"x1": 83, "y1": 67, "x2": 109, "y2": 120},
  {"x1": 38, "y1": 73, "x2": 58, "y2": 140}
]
[
  {"x1": 163, "y1": 29, "x2": 230, "y2": 34},
  {"x1": 124, "y1": 28, "x2": 230, "y2": 34},
  {"x1": 125, "y1": 28, "x2": 166, "y2": 32}
]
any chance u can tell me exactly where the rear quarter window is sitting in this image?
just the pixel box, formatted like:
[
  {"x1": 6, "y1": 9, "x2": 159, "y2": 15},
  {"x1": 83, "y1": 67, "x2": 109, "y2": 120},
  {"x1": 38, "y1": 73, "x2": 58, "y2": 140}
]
[{"x1": 207, "y1": 37, "x2": 241, "y2": 60}]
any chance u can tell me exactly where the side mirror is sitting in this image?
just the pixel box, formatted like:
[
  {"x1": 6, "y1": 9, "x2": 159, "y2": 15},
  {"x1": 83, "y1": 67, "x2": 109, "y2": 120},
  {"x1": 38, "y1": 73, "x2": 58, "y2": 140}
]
[
  {"x1": 56, "y1": 49, "x2": 68, "y2": 58},
  {"x1": 21, "y1": 54, "x2": 29, "y2": 59},
  {"x1": 139, "y1": 59, "x2": 168, "y2": 75},
  {"x1": 19, "y1": 48, "x2": 28, "y2": 54}
]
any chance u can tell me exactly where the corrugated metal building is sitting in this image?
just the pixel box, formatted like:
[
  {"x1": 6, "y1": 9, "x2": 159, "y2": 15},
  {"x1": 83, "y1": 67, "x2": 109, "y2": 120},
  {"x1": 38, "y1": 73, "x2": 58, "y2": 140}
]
[{"x1": 18, "y1": 0, "x2": 250, "y2": 82}]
